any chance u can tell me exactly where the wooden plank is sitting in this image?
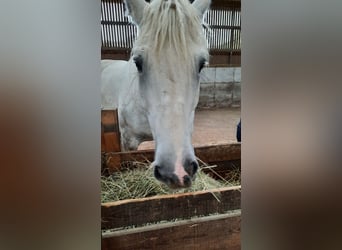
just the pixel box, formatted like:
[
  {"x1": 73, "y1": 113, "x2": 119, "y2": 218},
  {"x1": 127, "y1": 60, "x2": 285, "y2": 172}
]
[
  {"x1": 211, "y1": 0, "x2": 241, "y2": 9},
  {"x1": 209, "y1": 53, "x2": 241, "y2": 67},
  {"x1": 101, "y1": 186, "x2": 241, "y2": 230},
  {"x1": 195, "y1": 143, "x2": 241, "y2": 163},
  {"x1": 104, "y1": 143, "x2": 240, "y2": 172},
  {"x1": 101, "y1": 110, "x2": 121, "y2": 153},
  {"x1": 102, "y1": 211, "x2": 241, "y2": 250}
]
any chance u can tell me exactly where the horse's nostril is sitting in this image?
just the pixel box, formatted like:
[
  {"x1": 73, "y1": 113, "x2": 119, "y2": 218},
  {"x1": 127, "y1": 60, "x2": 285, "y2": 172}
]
[
  {"x1": 154, "y1": 165, "x2": 162, "y2": 180},
  {"x1": 183, "y1": 175, "x2": 191, "y2": 187},
  {"x1": 184, "y1": 160, "x2": 199, "y2": 176},
  {"x1": 170, "y1": 174, "x2": 179, "y2": 186},
  {"x1": 191, "y1": 161, "x2": 198, "y2": 174},
  {"x1": 154, "y1": 164, "x2": 195, "y2": 188}
]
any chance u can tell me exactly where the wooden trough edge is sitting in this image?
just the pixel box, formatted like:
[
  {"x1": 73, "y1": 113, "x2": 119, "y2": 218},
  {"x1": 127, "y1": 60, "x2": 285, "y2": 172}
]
[
  {"x1": 101, "y1": 185, "x2": 241, "y2": 230},
  {"x1": 103, "y1": 142, "x2": 241, "y2": 173},
  {"x1": 102, "y1": 210, "x2": 241, "y2": 237},
  {"x1": 102, "y1": 210, "x2": 241, "y2": 250}
]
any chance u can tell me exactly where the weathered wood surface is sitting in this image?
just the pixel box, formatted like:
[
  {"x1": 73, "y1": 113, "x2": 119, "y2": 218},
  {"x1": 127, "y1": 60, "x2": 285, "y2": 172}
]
[
  {"x1": 104, "y1": 143, "x2": 241, "y2": 173},
  {"x1": 101, "y1": 110, "x2": 121, "y2": 153},
  {"x1": 102, "y1": 186, "x2": 241, "y2": 230},
  {"x1": 102, "y1": 211, "x2": 241, "y2": 250}
]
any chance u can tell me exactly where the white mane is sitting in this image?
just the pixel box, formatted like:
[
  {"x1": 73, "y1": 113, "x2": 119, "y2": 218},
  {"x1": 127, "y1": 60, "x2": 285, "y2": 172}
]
[{"x1": 133, "y1": 0, "x2": 208, "y2": 63}]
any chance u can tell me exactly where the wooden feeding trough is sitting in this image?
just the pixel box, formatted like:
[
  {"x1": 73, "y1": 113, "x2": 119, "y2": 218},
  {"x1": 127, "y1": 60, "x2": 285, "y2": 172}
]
[{"x1": 101, "y1": 109, "x2": 241, "y2": 250}]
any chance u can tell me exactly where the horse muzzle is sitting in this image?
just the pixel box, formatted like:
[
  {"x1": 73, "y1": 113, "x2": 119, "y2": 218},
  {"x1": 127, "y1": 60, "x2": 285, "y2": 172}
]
[{"x1": 153, "y1": 159, "x2": 198, "y2": 188}]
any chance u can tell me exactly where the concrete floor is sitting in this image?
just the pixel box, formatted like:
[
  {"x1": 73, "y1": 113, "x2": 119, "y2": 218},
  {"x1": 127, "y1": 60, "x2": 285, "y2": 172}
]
[{"x1": 138, "y1": 108, "x2": 241, "y2": 150}]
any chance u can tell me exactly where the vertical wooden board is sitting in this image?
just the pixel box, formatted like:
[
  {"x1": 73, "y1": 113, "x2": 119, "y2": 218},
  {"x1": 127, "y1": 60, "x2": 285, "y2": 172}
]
[
  {"x1": 101, "y1": 122, "x2": 106, "y2": 152},
  {"x1": 101, "y1": 110, "x2": 121, "y2": 152},
  {"x1": 102, "y1": 212, "x2": 241, "y2": 250}
]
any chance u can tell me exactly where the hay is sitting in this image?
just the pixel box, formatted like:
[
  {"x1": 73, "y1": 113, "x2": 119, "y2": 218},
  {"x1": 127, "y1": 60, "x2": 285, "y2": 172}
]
[{"x1": 101, "y1": 160, "x2": 240, "y2": 203}]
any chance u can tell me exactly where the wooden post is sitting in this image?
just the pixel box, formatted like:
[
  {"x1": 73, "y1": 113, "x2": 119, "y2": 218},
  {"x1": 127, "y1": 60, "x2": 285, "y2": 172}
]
[{"x1": 101, "y1": 109, "x2": 121, "y2": 153}]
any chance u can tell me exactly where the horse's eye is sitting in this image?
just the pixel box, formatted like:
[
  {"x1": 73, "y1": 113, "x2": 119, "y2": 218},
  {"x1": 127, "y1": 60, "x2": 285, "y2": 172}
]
[
  {"x1": 199, "y1": 58, "x2": 207, "y2": 73},
  {"x1": 133, "y1": 55, "x2": 143, "y2": 73}
]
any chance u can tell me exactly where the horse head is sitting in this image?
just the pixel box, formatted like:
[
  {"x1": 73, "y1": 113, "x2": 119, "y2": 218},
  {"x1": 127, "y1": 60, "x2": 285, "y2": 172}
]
[{"x1": 125, "y1": 0, "x2": 210, "y2": 188}]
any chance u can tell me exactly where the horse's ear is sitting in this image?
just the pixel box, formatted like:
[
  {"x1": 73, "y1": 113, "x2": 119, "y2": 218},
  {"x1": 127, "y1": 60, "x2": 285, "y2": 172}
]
[
  {"x1": 124, "y1": 0, "x2": 148, "y2": 26},
  {"x1": 192, "y1": 0, "x2": 211, "y2": 19}
]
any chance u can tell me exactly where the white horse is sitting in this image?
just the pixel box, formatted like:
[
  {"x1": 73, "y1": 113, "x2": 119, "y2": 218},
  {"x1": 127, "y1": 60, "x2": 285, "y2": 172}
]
[{"x1": 101, "y1": 0, "x2": 210, "y2": 188}]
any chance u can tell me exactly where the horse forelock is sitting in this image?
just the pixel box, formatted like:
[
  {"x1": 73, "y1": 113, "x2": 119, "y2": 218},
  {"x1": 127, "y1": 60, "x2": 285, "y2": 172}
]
[{"x1": 134, "y1": 0, "x2": 208, "y2": 66}]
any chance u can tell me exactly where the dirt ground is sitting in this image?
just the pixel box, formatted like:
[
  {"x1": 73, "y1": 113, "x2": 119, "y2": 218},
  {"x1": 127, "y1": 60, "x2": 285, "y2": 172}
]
[{"x1": 138, "y1": 108, "x2": 241, "y2": 150}]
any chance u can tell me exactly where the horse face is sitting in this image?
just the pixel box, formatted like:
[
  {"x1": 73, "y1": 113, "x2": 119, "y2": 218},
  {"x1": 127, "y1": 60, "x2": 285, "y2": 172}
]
[
  {"x1": 126, "y1": 0, "x2": 210, "y2": 188},
  {"x1": 134, "y1": 49, "x2": 208, "y2": 188}
]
